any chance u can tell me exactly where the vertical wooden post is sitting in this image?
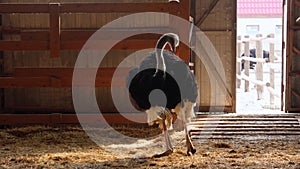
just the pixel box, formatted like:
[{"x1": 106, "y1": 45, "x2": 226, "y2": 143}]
[
  {"x1": 49, "y1": 3, "x2": 61, "y2": 58},
  {"x1": 169, "y1": 0, "x2": 190, "y2": 63},
  {"x1": 236, "y1": 36, "x2": 242, "y2": 88},
  {"x1": 244, "y1": 35, "x2": 250, "y2": 92},
  {"x1": 255, "y1": 34, "x2": 263, "y2": 100},
  {"x1": 269, "y1": 42, "x2": 275, "y2": 106},
  {"x1": 0, "y1": 14, "x2": 4, "y2": 113}
]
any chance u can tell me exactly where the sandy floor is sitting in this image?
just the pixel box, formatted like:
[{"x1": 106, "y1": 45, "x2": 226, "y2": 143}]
[{"x1": 1, "y1": 125, "x2": 299, "y2": 169}]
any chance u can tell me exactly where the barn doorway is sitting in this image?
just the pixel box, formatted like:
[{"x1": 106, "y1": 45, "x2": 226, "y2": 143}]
[{"x1": 235, "y1": 0, "x2": 285, "y2": 114}]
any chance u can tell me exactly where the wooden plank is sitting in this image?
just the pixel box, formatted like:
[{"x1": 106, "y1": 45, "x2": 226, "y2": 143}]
[
  {"x1": 192, "y1": 117, "x2": 298, "y2": 121},
  {"x1": 0, "y1": 41, "x2": 48, "y2": 50},
  {"x1": 191, "y1": 125, "x2": 300, "y2": 128},
  {"x1": 49, "y1": 3, "x2": 61, "y2": 58},
  {"x1": 269, "y1": 43, "x2": 275, "y2": 104},
  {"x1": 190, "y1": 128, "x2": 300, "y2": 132},
  {"x1": 0, "y1": 4, "x2": 49, "y2": 13},
  {"x1": 293, "y1": 46, "x2": 300, "y2": 56},
  {"x1": 236, "y1": 37, "x2": 242, "y2": 88},
  {"x1": 61, "y1": 30, "x2": 165, "y2": 41},
  {"x1": 191, "y1": 131, "x2": 300, "y2": 136},
  {"x1": 198, "y1": 106, "x2": 233, "y2": 112},
  {"x1": 292, "y1": 89, "x2": 300, "y2": 100},
  {"x1": 176, "y1": 0, "x2": 191, "y2": 63},
  {"x1": 0, "y1": 77, "x2": 61, "y2": 88},
  {"x1": 61, "y1": 39, "x2": 157, "y2": 50},
  {"x1": 255, "y1": 34, "x2": 264, "y2": 100},
  {"x1": 10, "y1": 68, "x2": 130, "y2": 88},
  {"x1": 0, "y1": 39, "x2": 157, "y2": 51},
  {"x1": 59, "y1": 3, "x2": 174, "y2": 13},
  {"x1": 21, "y1": 31, "x2": 49, "y2": 41},
  {"x1": 196, "y1": 0, "x2": 220, "y2": 27},
  {"x1": 286, "y1": 0, "x2": 295, "y2": 112},
  {"x1": 0, "y1": 26, "x2": 22, "y2": 34},
  {"x1": 0, "y1": 113, "x2": 147, "y2": 125},
  {"x1": 295, "y1": 0, "x2": 300, "y2": 7},
  {"x1": 240, "y1": 57, "x2": 268, "y2": 63},
  {"x1": 0, "y1": 2, "x2": 178, "y2": 14},
  {"x1": 20, "y1": 29, "x2": 172, "y2": 41},
  {"x1": 190, "y1": 121, "x2": 299, "y2": 125},
  {"x1": 0, "y1": 76, "x2": 126, "y2": 88},
  {"x1": 289, "y1": 71, "x2": 300, "y2": 76},
  {"x1": 244, "y1": 39, "x2": 250, "y2": 92}
]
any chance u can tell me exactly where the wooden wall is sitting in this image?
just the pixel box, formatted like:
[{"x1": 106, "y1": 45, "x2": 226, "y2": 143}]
[
  {"x1": 286, "y1": 0, "x2": 300, "y2": 112},
  {"x1": 194, "y1": 0, "x2": 236, "y2": 112},
  {"x1": 1, "y1": 0, "x2": 237, "y2": 113},
  {"x1": 1, "y1": 0, "x2": 167, "y2": 113}
]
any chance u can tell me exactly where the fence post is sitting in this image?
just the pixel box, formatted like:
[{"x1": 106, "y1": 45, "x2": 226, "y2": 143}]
[
  {"x1": 269, "y1": 42, "x2": 275, "y2": 106},
  {"x1": 255, "y1": 34, "x2": 263, "y2": 100},
  {"x1": 236, "y1": 36, "x2": 242, "y2": 88},
  {"x1": 244, "y1": 35, "x2": 250, "y2": 92}
]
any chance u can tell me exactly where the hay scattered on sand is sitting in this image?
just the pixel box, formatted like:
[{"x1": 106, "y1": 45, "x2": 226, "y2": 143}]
[{"x1": 1, "y1": 125, "x2": 299, "y2": 168}]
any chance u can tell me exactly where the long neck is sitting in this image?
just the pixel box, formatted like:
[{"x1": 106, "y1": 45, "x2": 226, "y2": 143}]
[{"x1": 155, "y1": 36, "x2": 172, "y2": 74}]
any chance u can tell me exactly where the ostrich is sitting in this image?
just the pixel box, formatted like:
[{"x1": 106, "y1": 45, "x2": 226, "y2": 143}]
[{"x1": 126, "y1": 33, "x2": 198, "y2": 157}]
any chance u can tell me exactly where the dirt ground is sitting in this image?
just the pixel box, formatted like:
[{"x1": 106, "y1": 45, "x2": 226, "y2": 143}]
[{"x1": 0, "y1": 125, "x2": 300, "y2": 169}]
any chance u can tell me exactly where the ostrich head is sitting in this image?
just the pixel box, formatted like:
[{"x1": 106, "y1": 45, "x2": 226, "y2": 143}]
[
  {"x1": 155, "y1": 33, "x2": 179, "y2": 74},
  {"x1": 157, "y1": 33, "x2": 179, "y2": 53}
]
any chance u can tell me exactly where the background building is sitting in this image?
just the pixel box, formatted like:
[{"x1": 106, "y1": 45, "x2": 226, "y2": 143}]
[{"x1": 237, "y1": 0, "x2": 283, "y2": 55}]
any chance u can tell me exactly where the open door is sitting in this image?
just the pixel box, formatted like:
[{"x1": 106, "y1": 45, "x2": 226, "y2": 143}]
[
  {"x1": 285, "y1": 0, "x2": 300, "y2": 112},
  {"x1": 193, "y1": 0, "x2": 237, "y2": 113}
]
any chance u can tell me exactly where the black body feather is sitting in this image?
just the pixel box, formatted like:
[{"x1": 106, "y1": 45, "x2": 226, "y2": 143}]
[{"x1": 126, "y1": 51, "x2": 198, "y2": 111}]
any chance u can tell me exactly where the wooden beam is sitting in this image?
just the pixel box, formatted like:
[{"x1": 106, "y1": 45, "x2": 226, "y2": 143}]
[
  {"x1": 0, "y1": 41, "x2": 48, "y2": 50},
  {"x1": 171, "y1": 0, "x2": 190, "y2": 63},
  {"x1": 0, "y1": 26, "x2": 22, "y2": 34},
  {"x1": 20, "y1": 29, "x2": 172, "y2": 41},
  {"x1": 293, "y1": 46, "x2": 300, "y2": 56},
  {"x1": 198, "y1": 106, "x2": 232, "y2": 112},
  {"x1": 49, "y1": 3, "x2": 61, "y2": 58},
  {"x1": 289, "y1": 71, "x2": 300, "y2": 76},
  {"x1": 0, "y1": 76, "x2": 126, "y2": 88},
  {"x1": 59, "y1": 3, "x2": 174, "y2": 13},
  {"x1": 0, "y1": 113, "x2": 147, "y2": 125},
  {"x1": 292, "y1": 89, "x2": 300, "y2": 100},
  {"x1": 0, "y1": 2, "x2": 178, "y2": 14},
  {"x1": 0, "y1": 68, "x2": 130, "y2": 88},
  {"x1": 0, "y1": 39, "x2": 157, "y2": 51},
  {"x1": 61, "y1": 39, "x2": 158, "y2": 50},
  {"x1": 0, "y1": 77, "x2": 61, "y2": 88},
  {"x1": 60, "y1": 30, "x2": 165, "y2": 41},
  {"x1": 0, "y1": 4, "x2": 49, "y2": 13},
  {"x1": 21, "y1": 31, "x2": 49, "y2": 41},
  {"x1": 295, "y1": 0, "x2": 300, "y2": 7},
  {"x1": 196, "y1": 0, "x2": 220, "y2": 27}
]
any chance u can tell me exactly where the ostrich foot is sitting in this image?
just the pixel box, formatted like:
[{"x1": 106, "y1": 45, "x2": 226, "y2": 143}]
[
  {"x1": 187, "y1": 146, "x2": 196, "y2": 156},
  {"x1": 152, "y1": 149, "x2": 173, "y2": 158}
]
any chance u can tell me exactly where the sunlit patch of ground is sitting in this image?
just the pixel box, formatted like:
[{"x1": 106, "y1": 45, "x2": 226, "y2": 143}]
[{"x1": 0, "y1": 125, "x2": 299, "y2": 168}]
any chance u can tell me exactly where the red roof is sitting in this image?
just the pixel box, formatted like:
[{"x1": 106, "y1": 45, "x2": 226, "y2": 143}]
[{"x1": 237, "y1": 0, "x2": 283, "y2": 17}]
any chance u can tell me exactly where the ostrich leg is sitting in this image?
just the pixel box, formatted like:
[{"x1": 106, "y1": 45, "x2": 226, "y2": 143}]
[
  {"x1": 184, "y1": 124, "x2": 196, "y2": 156},
  {"x1": 153, "y1": 115, "x2": 173, "y2": 158}
]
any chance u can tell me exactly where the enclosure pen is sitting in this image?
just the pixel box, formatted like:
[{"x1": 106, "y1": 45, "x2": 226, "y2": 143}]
[
  {"x1": 236, "y1": 33, "x2": 280, "y2": 109},
  {"x1": 0, "y1": 0, "x2": 191, "y2": 124}
]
